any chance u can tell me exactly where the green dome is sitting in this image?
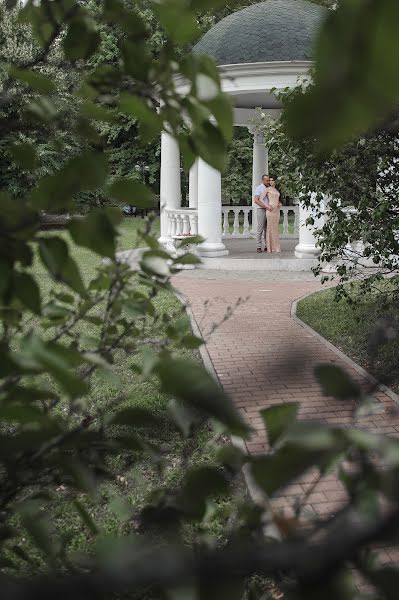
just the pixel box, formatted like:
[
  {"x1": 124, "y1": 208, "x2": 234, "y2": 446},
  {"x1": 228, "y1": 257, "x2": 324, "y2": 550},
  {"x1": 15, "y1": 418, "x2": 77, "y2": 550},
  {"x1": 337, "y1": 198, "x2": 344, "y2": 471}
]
[{"x1": 193, "y1": 0, "x2": 328, "y2": 66}]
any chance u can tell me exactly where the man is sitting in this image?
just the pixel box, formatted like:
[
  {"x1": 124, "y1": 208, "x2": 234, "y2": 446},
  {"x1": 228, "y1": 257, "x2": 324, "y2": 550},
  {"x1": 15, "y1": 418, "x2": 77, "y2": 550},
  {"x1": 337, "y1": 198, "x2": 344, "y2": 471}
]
[{"x1": 254, "y1": 174, "x2": 272, "y2": 253}]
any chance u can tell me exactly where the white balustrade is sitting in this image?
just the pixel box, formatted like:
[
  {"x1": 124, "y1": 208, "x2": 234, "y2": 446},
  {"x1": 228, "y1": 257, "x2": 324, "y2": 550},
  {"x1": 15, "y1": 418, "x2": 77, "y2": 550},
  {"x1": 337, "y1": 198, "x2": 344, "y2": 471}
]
[
  {"x1": 165, "y1": 208, "x2": 198, "y2": 243},
  {"x1": 221, "y1": 206, "x2": 299, "y2": 239},
  {"x1": 164, "y1": 205, "x2": 299, "y2": 245}
]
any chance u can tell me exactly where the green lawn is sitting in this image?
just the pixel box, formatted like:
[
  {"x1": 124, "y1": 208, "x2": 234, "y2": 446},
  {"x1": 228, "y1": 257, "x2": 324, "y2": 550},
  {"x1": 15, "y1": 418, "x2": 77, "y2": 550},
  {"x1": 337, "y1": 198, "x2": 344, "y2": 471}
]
[
  {"x1": 297, "y1": 281, "x2": 399, "y2": 392},
  {"x1": 11, "y1": 218, "x2": 235, "y2": 569}
]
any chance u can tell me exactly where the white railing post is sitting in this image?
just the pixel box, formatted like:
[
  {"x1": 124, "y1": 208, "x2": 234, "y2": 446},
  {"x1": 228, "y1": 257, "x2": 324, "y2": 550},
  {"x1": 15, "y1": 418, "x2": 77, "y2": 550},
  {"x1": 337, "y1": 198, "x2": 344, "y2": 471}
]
[
  {"x1": 283, "y1": 208, "x2": 289, "y2": 234},
  {"x1": 176, "y1": 213, "x2": 183, "y2": 236},
  {"x1": 222, "y1": 208, "x2": 230, "y2": 236},
  {"x1": 167, "y1": 212, "x2": 172, "y2": 238},
  {"x1": 243, "y1": 208, "x2": 250, "y2": 236},
  {"x1": 170, "y1": 213, "x2": 177, "y2": 237},
  {"x1": 232, "y1": 209, "x2": 240, "y2": 237},
  {"x1": 182, "y1": 213, "x2": 190, "y2": 235},
  {"x1": 189, "y1": 212, "x2": 198, "y2": 236}
]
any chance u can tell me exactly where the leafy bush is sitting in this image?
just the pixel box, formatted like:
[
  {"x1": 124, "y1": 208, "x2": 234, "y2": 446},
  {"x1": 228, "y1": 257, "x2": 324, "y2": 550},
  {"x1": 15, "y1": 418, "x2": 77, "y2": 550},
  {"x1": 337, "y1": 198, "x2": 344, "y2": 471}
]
[{"x1": 2, "y1": 1, "x2": 399, "y2": 600}]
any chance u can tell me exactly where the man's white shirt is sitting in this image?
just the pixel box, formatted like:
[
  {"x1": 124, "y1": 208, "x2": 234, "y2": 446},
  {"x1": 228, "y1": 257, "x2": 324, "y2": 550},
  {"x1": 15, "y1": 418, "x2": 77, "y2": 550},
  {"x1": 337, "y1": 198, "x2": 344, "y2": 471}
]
[{"x1": 255, "y1": 183, "x2": 269, "y2": 205}]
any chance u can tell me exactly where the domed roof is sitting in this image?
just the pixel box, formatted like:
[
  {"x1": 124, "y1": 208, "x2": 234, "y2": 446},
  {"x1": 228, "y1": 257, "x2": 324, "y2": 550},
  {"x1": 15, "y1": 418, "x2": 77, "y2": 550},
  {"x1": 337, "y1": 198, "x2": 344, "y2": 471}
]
[{"x1": 193, "y1": 0, "x2": 327, "y2": 66}]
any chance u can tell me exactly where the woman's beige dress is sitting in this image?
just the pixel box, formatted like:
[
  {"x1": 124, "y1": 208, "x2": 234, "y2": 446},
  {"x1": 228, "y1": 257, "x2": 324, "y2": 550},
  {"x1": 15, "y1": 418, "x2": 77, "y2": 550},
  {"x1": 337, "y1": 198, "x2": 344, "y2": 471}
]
[{"x1": 265, "y1": 188, "x2": 281, "y2": 253}]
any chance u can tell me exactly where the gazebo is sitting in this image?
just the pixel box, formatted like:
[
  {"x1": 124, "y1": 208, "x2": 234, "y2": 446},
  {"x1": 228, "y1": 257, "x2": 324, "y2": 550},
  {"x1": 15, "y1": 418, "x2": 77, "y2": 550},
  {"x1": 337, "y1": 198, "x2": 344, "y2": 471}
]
[{"x1": 158, "y1": 0, "x2": 328, "y2": 270}]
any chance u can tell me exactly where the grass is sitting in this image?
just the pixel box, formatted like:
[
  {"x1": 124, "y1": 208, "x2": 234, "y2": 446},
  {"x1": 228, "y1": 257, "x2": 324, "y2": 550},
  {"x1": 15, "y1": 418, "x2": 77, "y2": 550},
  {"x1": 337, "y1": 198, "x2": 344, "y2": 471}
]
[
  {"x1": 296, "y1": 280, "x2": 399, "y2": 393},
  {"x1": 8, "y1": 218, "x2": 239, "y2": 570}
]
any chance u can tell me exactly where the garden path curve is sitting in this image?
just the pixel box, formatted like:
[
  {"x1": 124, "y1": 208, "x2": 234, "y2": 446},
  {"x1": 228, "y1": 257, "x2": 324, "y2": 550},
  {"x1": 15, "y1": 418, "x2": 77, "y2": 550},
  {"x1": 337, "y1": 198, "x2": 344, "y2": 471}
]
[{"x1": 174, "y1": 270, "x2": 399, "y2": 564}]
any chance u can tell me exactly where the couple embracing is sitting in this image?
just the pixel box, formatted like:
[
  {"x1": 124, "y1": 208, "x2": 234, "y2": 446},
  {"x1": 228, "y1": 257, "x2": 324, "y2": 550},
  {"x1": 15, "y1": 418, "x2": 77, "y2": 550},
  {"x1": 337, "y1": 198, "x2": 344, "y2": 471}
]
[{"x1": 254, "y1": 174, "x2": 282, "y2": 253}]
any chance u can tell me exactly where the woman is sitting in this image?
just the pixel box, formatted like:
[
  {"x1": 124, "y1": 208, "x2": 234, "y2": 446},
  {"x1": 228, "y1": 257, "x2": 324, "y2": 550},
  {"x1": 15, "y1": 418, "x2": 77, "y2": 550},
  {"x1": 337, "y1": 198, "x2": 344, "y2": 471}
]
[{"x1": 261, "y1": 176, "x2": 281, "y2": 253}]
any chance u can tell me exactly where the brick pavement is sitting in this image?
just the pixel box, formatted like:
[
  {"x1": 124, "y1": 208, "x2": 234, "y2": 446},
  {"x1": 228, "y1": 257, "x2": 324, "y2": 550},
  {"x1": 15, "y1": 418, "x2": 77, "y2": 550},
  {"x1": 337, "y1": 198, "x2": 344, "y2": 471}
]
[{"x1": 174, "y1": 271, "x2": 399, "y2": 557}]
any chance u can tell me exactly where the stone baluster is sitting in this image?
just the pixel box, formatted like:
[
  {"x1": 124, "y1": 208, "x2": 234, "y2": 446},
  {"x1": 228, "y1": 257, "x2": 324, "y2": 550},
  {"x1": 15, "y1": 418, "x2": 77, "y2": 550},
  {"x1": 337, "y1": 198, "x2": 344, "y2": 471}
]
[
  {"x1": 189, "y1": 212, "x2": 198, "y2": 236},
  {"x1": 283, "y1": 208, "x2": 289, "y2": 234},
  {"x1": 170, "y1": 212, "x2": 177, "y2": 237},
  {"x1": 175, "y1": 213, "x2": 182, "y2": 236},
  {"x1": 166, "y1": 211, "x2": 172, "y2": 238},
  {"x1": 182, "y1": 213, "x2": 190, "y2": 235},
  {"x1": 233, "y1": 209, "x2": 240, "y2": 237},
  {"x1": 223, "y1": 209, "x2": 230, "y2": 236},
  {"x1": 243, "y1": 209, "x2": 250, "y2": 236}
]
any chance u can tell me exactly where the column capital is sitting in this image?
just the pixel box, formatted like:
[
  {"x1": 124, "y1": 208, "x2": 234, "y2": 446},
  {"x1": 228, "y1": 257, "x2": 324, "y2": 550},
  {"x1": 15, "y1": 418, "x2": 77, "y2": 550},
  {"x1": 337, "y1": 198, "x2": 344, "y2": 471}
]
[{"x1": 247, "y1": 126, "x2": 265, "y2": 145}]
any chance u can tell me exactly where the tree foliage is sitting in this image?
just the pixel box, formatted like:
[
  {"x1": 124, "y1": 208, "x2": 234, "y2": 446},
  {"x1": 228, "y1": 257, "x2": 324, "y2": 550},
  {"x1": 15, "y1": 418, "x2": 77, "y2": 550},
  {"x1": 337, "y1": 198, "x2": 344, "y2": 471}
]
[
  {"x1": 1, "y1": 1, "x2": 399, "y2": 600},
  {"x1": 256, "y1": 83, "x2": 399, "y2": 302}
]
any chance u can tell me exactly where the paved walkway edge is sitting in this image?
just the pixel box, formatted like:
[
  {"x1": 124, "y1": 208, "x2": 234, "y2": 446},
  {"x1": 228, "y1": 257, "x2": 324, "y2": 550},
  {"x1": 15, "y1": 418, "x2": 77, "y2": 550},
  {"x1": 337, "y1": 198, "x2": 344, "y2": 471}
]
[
  {"x1": 174, "y1": 289, "x2": 272, "y2": 509},
  {"x1": 291, "y1": 291, "x2": 399, "y2": 407}
]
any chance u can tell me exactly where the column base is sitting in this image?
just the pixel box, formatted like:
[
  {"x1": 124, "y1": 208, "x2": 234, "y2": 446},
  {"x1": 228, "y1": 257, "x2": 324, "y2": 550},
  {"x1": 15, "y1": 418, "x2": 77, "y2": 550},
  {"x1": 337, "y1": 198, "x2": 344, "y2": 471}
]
[
  {"x1": 294, "y1": 243, "x2": 321, "y2": 259},
  {"x1": 197, "y1": 242, "x2": 229, "y2": 258}
]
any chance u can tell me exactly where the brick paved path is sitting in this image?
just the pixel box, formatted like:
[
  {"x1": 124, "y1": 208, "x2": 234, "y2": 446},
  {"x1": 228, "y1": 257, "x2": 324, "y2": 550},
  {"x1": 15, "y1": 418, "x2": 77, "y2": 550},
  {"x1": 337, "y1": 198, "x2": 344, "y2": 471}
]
[{"x1": 175, "y1": 271, "x2": 399, "y2": 562}]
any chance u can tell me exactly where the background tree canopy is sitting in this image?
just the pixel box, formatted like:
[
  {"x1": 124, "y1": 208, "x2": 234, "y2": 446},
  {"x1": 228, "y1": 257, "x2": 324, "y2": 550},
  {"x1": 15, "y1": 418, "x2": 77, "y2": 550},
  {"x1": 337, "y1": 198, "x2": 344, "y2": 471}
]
[{"x1": 0, "y1": 0, "x2": 336, "y2": 209}]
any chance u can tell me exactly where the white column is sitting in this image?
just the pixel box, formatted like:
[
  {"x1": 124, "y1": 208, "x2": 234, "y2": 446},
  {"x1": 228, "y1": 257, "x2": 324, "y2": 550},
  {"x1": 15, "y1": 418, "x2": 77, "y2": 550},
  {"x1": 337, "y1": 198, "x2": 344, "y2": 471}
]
[
  {"x1": 249, "y1": 130, "x2": 268, "y2": 235},
  {"x1": 197, "y1": 158, "x2": 228, "y2": 257},
  {"x1": 294, "y1": 193, "x2": 322, "y2": 259},
  {"x1": 189, "y1": 159, "x2": 198, "y2": 209},
  {"x1": 159, "y1": 130, "x2": 181, "y2": 244}
]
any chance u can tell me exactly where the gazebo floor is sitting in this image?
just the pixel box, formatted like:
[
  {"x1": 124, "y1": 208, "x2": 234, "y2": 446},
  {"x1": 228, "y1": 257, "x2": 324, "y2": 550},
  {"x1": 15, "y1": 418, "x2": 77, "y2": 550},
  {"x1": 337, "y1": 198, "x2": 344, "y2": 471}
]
[{"x1": 199, "y1": 238, "x2": 318, "y2": 271}]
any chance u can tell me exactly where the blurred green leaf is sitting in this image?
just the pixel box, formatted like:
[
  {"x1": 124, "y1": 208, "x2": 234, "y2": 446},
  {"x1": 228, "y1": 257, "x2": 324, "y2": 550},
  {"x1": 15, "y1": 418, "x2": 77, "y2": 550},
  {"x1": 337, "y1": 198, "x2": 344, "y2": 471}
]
[
  {"x1": 178, "y1": 466, "x2": 229, "y2": 519},
  {"x1": 10, "y1": 142, "x2": 37, "y2": 170},
  {"x1": 119, "y1": 93, "x2": 162, "y2": 142},
  {"x1": 32, "y1": 151, "x2": 108, "y2": 211},
  {"x1": 103, "y1": 0, "x2": 148, "y2": 38},
  {"x1": 108, "y1": 178, "x2": 154, "y2": 208},
  {"x1": 315, "y1": 364, "x2": 362, "y2": 400},
  {"x1": 152, "y1": 0, "x2": 198, "y2": 44},
  {"x1": 69, "y1": 209, "x2": 121, "y2": 258},
  {"x1": 174, "y1": 253, "x2": 202, "y2": 265},
  {"x1": 39, "y1": 237, "x2": 86, "y2": 295},
  {"x1": 180, "y1": 334, "x2": 203, "y2": 349},
  {"x1": 73, "y1": 500, "x2": 99, "y2": 536},
  {"x1": 14, "y1": 272, "x2": 41, "y2": 314},
  {"x1": 63, "y1": 17, "x2": 100, "y2": 61},
  {"x1": 18, "y1": 501, "x2": 56, "y2": 567},
  {"x1": 285, "y1": 0, "x2": 399, "y2": 149},
  {"x1": 167, "y1": 399, "x2": 198, "y2": 437},
  {"x1": 19, "y1": 335, "x2": 88, "y2": 400},
  {"x1": 108, "y1": 407, "x2": 159, "y2": 428},
  {"x1": 206, "y1": 95, "x2": 233, "y2": 143},
  {"x1": 251, "y1": 444, "x2": 331, "y2": 497},
  {"x1": 193, "y1": 121, "x2": 226, "y2": 172},
  {"x1": 176, "y1": 235, "x2": 204, "y2": 247},
  {"x1": 261, "y1": 402, "x2": 299, "y2": 448},
  {"x1": 139, "y1": 347, "x2": 159, "y2": 379},
  {"x1": 80, "y1": 101, "x2": 118, "y2": 123},
  {"x1": 158, "y1": 358, "x2": 250, "y2": 437},
  {"x1": 109, "y1": 495, "x2": 133, "y2": 524},
  {"x1": 26, "y1": 96, "x2": 58, "y2": 122},
  {"x1": 141, "y1": 255, "x2": 170, "y2": 278},
  {"x1": 9, "y1": 66, "x2": 56, "y2": 93},
  {"x1": 360, "y1": 565, "x2": 399, "y2": 600},
  {"x1": 0, "y1": 404, "x2": 50, "y2": 426}
]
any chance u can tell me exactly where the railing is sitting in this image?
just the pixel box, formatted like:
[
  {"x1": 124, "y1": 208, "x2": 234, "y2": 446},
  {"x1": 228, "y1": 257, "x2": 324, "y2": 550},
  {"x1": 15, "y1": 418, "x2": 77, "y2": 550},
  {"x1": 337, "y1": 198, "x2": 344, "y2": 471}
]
[
  {"x1": 222, "y1": 206, "x2": 251, "y2": 238},
  {"x1": 221, "y1": 206, "x2": 299, "y2": 239},
  {"x1": 164, "y1": 205, "x2": 300, "y2": 243},
  {"x1": 165, "y1": 208, "x2": 198, "y2": 238}
]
